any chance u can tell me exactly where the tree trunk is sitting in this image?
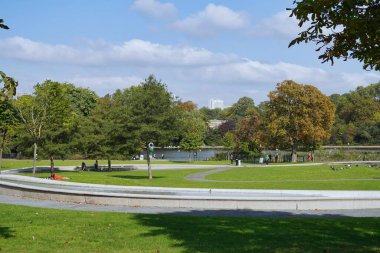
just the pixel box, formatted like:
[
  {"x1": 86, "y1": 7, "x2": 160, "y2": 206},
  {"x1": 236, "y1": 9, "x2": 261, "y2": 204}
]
[
  {"x1": 0, "y1": 148, "x2": 3, "y2": 172},
  {"x1": 33, "y1": 142, "x2": 37, "y2": 176},
  {"x1": 0, "y1": 130, "x2": 6, "y2": 172},
  {"x1": 147, "y1": 148, "x2": 152, "y2": 179},
  {"x1": 291, "y1": 145, "x2": 297, "y2": 163},
  {"x1": 50, "y1": 156, "x2": 54, "y2": 176}
]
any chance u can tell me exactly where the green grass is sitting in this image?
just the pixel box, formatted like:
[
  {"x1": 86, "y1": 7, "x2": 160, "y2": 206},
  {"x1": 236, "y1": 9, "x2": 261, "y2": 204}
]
[
  {"x1": 205, "y1": 165, "x2": 380, "y2": 190},
  {"x1": 1, "y1": 204, "x2": 380, "y2": 253},
  {"x1": 20, "y1": 165, "x2": 380, "y2": 190},
  {"x1": 0, "y1": 159, "x2": 230, "y2": 170}
]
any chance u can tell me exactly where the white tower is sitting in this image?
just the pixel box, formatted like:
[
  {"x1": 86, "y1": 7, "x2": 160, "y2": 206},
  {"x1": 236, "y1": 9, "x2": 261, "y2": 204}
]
[{"x1": 209, "y1": 98, "x2": 224, "y2": 109}]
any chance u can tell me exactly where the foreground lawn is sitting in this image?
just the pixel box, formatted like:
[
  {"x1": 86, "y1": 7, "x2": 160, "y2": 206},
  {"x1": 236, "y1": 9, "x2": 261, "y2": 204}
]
[
  {"x1": 0, "y1": 159, "x2": 230, "y2": 170},
  {"x1": 1, "y1": 204, "x2": 379, "y2": 253},
  {"x1": 20, "y1": 165, "x2": 380, "y2": 190}
]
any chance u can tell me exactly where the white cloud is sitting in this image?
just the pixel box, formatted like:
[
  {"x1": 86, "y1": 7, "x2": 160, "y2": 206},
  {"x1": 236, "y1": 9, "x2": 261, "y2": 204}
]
[
  {"x1": 70, "y1": 75, "x2": 143, "y2": 89},
  {"x1": 341, "y1": 72, "x2": 380, "y2": 87},
  {"x1": 172, "y1": 4, "x2": 249, "y2": 36},
  {"x1": 1, "y1": 36, "x2": 378, "y2": 104},
  {"x1": 131, "y1": 0, "x2": 177, "y2": 20},
  {"x1": 0, "y1": 36, "x2": 239, "y2": 66},
  {"x1": 250, "y1": 10, "x2": 300, "y2": 38}
]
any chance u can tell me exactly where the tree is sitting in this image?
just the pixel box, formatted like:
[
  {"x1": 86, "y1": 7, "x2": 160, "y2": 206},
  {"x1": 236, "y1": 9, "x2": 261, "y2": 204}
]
[
  {"x1": 0, "y1": 101, "x2": 16, "y2": 169},
  {"x1": 13, "y1": 95, "x2": 47, "y2": 176},
  {"x1": 34, "y1": 81, "x2": 77, "y2": 159},
  {"x1": 329, "y1": 82, "x2": 380, "y2": 144},
  {"x1": 66, "y1": 85, "x2": 97, "y2": 117},
  {"x1": 232, "y1": 108, "x2": 262, "y2": 155},
  {"x1": 0, "y1": 20, "x2": 17, "y2": 101},
  {"x1": 288, "y1": 0, "x2": 380, "y2": 70},
  {"x1": 199, "y1": 107, "x2": 223, "y2": 120},
  {"x1": 176, "y1": 100, "x2": 198, "y2": 112},
  {"x1": 223, "y1": 96, "x2": 256, "y2": 121},
  {"x1": 72, "y1": 96, "x2": 113, "y2": 159},
  {"x1": 179, "y1": 111, "x2": 207, "y2": 160},
  {"x1": 267, "y1": 80, "x2": 335, "y2": 162},
  {"x1": 122, "y1": 75, "x2": 178, "y2": 179}
]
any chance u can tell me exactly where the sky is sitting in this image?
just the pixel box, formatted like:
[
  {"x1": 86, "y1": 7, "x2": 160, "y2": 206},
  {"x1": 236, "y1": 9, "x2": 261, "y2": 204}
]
[{"x1": 1, "y1": 0, "x2": 379, "y2": 107}]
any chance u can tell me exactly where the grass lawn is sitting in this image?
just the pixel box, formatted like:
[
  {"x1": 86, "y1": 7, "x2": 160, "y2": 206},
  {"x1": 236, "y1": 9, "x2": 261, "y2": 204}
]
[
  {"x1": 205, "y1": 165, "x2": 380, "y2": 190},
  {"x1": 0, "y1": 204, "x2": 379, "y2": 253},
  {"x1": 17, "y1": 165, "x2": 380, "y2": 190},
  {"x1": 0, "y1": 159, "x2": 230, "y2": 170}
]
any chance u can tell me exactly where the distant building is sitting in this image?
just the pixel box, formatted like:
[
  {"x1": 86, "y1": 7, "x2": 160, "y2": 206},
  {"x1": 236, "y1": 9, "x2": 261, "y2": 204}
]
[
  {"x1": 209, "y1": 98, "x2": 224, "y2": 109},
  {"x1": 208, "y1": 119, "x2": 227, "y2": 129}
]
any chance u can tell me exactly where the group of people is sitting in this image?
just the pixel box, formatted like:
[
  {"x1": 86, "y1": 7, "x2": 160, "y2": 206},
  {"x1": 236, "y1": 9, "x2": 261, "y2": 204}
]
[{"x1": 80, "y1": 160, "x2": 112, "y2": 171}]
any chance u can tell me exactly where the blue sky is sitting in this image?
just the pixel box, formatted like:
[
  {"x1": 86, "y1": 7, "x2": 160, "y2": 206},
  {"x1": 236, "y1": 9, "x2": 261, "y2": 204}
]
[{"x1": 1, "y1": 0, "x2": 379, "y2": 107}]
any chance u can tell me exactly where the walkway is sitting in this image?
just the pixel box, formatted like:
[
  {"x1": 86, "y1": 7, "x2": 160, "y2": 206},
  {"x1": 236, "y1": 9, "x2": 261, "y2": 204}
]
[{"x1": 2, "y1": 194, "x2": 380, "y2": 217}]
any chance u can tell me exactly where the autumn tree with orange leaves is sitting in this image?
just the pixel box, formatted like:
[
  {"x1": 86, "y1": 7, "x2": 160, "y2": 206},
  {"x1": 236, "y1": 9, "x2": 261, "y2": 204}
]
[{"x1": 267, "y1": 80, "x2": 335, "y2": 162}]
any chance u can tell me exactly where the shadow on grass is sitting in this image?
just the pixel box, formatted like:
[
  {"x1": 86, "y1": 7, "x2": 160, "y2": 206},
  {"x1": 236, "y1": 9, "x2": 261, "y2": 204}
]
[
  {"x1": 0, "y1": 226, "x2": 14, "y2": 239},
  {"x1": 111, "y1": 175, "x2": 165, "y2": 180},
  {"x1": 133, "y1": 210, "x2": 380, "y2": 253}
]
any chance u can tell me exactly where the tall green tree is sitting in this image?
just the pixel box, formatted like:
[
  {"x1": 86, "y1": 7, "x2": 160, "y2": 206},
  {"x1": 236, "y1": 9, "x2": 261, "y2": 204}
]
[
  {"x1": 13, "y1": 95, "x2": 47, "y2": 175},
  {"x1": 223, "y1": 96, "x2": 256, "y2": 121},
  {"x1": 122, "y1": 75, "x2": 178, "y2": 178},
  {"x1": 179, "y1": 110, "x2": 207, "y2": 160},
  {"x1": 329, "y1": 82, "x2": 380, "y2": 144},
  {"x1": 72, "y1": 95, "x2": 112, "y2": 159},
  {"x1": 267, "y1": 80, "x2": 335, "y2": 162},
  {"x1": 34, "y1": 81, "x2": 77, "y2": 158},
  {"x1": 0, "y1": 101, "x2": 16, "y2": 169},
  {"x1": 288, "y1": 0, "x2": 380, "y2": 70}
]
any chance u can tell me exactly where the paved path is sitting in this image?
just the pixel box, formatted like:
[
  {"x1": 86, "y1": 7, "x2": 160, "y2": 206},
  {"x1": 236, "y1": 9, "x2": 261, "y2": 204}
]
[
  {"x1": 2, "y1": 194, "x2": 380, "y2": 217},
  {"x1": 185, "y1": 166, "x2": 232, "y2": 182}
]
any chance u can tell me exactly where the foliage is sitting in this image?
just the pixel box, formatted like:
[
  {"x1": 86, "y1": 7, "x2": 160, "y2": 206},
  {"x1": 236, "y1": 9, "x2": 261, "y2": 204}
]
[
  {"x1": 0, "y1": 18, "x2": 9, "y2": 29},
  {"x1": 115, "y1": 75, "x2": 178, "y2": 153},
  {"x1": 71, "y1": 97, "x2": 113, "y2": 159},
  {"x1": 5, "y1": 75, "x2": 380, "y2": 161},
  {"x1": 266, "y1": 80, "x2": 335, "y2": 159},
  {"x1": 0, "y1": 101, "x2": 16, "y2": 168},
  {"x1": 204, "y1": 128, "x2": 224, "y2": 146},
  {"x1": 176, "y1": 100, "x2": 198, "y2": 112},
  {"x1": 288, "y1": 0, "x2": 380, "y2": 70},
  {"x1": 329, "y1": 82, "x2": 380, "y2": 144},
  {"x1": 0, "y1": 20, "x2": 17, "y2": 101},
  {"x1": 232, "y1": 108, "x2": 262, "y2": 155},
  {"x1": 179, "y1": 110, "x2": 206, "y2": 153},
  {"x1": 66, "y1": 85, "x2": 97, "y2": 117},
  {"x1": 34, "y1": 81, "x2": 78, "y2": 157},
  {"x1": 0, "y1": 71, "x2": 18, "y2": 102},
  {"x1": 199, "y1": 107, "x2": 223, "y2": 120},
  {"x1": 223, "y1": 96, "x2": 255, "y2": 121}
]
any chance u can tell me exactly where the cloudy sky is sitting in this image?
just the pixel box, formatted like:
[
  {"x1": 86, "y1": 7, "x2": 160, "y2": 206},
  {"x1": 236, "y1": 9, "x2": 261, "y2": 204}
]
[{"x1": 1, "y1": 0, "x2": 379, "y2": 107}]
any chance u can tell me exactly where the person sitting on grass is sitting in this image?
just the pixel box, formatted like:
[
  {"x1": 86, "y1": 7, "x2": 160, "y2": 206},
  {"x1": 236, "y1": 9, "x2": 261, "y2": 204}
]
[{"x1": 49, "y1": 173, "x2": 69, "y2": 180}]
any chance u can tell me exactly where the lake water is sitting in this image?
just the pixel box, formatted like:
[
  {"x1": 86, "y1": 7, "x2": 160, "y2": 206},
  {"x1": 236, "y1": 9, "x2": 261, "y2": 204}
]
[{"x1": 144, "y1": 148, "x2": 224, "y2": 161}]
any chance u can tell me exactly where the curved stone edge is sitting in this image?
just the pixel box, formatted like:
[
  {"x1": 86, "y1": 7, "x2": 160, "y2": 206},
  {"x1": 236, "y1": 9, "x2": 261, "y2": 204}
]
[
  {"x1": 1, "y1": 162, "x2": 380, "y2": 211},
  {"x1": 2, "y1": 183, "x2": 380, "y2": 210},
  {"x1": 2, "y1": 176, "x2": 380, "y2": 210}
]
